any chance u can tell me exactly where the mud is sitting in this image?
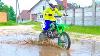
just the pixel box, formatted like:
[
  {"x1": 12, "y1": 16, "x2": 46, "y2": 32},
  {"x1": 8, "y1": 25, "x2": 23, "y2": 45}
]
[
  {"x1": 0, "y1": 25, "x2": 100, "y2": 56},
  {"x1": 0, "y1": 39, "x2": 100, "y2": 56}
]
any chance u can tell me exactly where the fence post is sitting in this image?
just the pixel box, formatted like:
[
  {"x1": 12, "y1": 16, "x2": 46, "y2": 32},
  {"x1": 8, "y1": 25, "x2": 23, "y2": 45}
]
[
  {"x1": 92, "y1": 0, "x2": 96, "y2": 25},
  {"x1": 82, "y1": 8, "x2": 84, "y2": 26},
  {"x1": 72, "y1": 8, "x2": 75, "y2": 25},
  {"x1": 64, "y1": 9, "x2": 67, "y2": 24}
]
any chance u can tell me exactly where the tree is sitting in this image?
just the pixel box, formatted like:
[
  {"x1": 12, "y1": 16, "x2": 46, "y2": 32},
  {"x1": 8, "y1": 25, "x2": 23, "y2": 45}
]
[
  {"x1": 0, "y1": 1, "x2": 4, "y2": 11},
  {"x1": 57, "y1": 4, "x2": 64, "y2": 10},
  {"x1": 0, "y1": 1, "x2": 16, "y2": 21},
  {"x1": 57, "y1": 3, "x2": 80, "y2": 10},
  {"x1": 8, "y1": 6, "x2": 16, "y2": 21},
  {"x1": 1, "y1": 5, "x2": 9, "y2": 12}
]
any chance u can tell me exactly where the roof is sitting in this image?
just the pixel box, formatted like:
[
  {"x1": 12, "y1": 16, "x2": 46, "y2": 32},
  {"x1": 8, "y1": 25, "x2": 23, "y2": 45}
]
[
  {"x1": 28, "y1": 0, "x2": 43, "y2": 12},
  {"x1": 17, "y1": 10, "x2": 30, "y2": 19}
]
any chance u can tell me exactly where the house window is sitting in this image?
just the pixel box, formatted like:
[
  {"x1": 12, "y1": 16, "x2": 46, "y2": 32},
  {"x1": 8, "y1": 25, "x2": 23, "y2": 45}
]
[
  {"x1": 43, "y1": 6, "x2": 45, "y2": 10},
  {"x1": 40, "y1": 15, "x2": 43, "y2": 18}
]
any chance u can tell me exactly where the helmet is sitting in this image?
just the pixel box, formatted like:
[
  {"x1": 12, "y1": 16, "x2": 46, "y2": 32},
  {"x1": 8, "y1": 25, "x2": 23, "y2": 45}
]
[{"x1": 49, "y1": 0, "x2": 57, "y2": 5}]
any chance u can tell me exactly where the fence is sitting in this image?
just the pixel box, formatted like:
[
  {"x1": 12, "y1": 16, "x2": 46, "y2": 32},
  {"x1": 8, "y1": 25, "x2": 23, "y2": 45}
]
[{"x1": 62, "y1": 6, "x2": 100, "y2": 26}]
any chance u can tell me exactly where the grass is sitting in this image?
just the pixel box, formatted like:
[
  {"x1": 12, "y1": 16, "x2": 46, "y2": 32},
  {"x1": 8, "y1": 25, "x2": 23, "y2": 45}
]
[
  {"x1": 33, "y1": 23, "x2": 100, "y2": 35},
  {"x1": 0, "y1": 20, "x2": 42, "y2": 26},
  {"x1": 20, "y1": 21, "x2": 42, "y2": 25},
  {"x1": 32, "y1": 21, "x2": 42, "y2": 31},
  {"x1": 66, "y1": 25, "x2": 100, "y2": 35},
  {"x1": 1, "y1": 20, "x2": 99, "y2": 35},
  {"x1": 33, "y1": 25, "x2": 42, "y2": 31},
  {"x1": 20, "y1": 21, "x2": 42, "y2": 31},
  {"x1": 0, "y1": 20, "x2": 17, "y2": 26}
]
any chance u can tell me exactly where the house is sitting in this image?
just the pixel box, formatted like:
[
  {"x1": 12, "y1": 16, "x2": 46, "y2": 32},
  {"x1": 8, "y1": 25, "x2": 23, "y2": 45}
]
[
  {"x1": 0, "y1": 12, "x2": 7, "y2": 22},
  {"x1": 28, "y1": 0, "x2": 100, "y2": 26},
  {"x1": 29, "y1": 0, "x2": 50, "y2": 22},
  {"x1": 28, "y1": 0, "x2": 79, "y2": 23},
  {"x1": 17, "y1": 10, "x2": 34, "y2": 23}
]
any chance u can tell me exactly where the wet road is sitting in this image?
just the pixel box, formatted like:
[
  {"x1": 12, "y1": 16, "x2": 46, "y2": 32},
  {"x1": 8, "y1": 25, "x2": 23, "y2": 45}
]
[
  {"x1": 0, "y1": 40, "x2": 100, "y2": 56},
  {"x1": 0, "y1": 34, "x2": 100, "y2": 56}
]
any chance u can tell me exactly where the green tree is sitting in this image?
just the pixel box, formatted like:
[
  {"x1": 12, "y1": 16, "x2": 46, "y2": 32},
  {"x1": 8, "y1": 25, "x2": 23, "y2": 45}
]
[
  {"x1": 57, "y1": 4, "x2": 64, "y2": 10},
  {"x1": 8, "y1": 6, "x2": 16, "y2": 21},
  {"x1": 2, "y1": 5, "x2": 9, "y2": 12},
  {"x1": 0, "y1": 0, "x2": 4, "y2": 11},
  {"x1": 0, "y1": 1, "x2": 16, "y2": 21}
]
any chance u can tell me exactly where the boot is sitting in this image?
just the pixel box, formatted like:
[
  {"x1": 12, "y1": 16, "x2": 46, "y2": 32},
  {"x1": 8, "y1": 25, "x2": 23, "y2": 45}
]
[{"x1": 42, "y1": 30, "x2": 47, "y2": 34}]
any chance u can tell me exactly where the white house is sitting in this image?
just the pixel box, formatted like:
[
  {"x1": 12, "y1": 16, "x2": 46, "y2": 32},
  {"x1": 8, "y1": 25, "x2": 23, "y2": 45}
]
[
  {"x1": 29, "y1": 0, "x2": 66, "y2": 25},
  {"x1": 29, "y1": 0, "x2": 50, "y2": 22}
]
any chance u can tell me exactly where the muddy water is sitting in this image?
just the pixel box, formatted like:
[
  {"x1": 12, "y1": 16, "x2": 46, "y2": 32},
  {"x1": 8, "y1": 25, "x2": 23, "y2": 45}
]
[
  {"x1": 0, "y1": 44, "x2": 65, "y2": 56},
  {"x1": 0, "y1": 34, "x2": 100, "y2": 56},
  {"x1": 0, "y1": 40, "x2": 100, "y2": 56}
]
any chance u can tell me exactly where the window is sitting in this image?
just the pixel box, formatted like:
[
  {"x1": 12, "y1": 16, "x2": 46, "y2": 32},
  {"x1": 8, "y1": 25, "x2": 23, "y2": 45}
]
[
  {"x1": 43, "y1": 6, "x2": 45, "y2": 10},
  {"x1": 40, "y1": 15, "x2": 43, "y2": 18}
]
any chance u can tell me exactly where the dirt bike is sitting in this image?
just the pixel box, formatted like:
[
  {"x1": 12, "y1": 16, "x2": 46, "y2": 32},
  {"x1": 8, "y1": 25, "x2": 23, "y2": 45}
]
[{"x1": 39, "y1": 18, "x2": 71, "y2": 50}]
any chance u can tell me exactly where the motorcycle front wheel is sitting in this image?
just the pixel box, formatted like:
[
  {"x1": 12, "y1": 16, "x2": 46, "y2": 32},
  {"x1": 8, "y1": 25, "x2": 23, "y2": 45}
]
[{"x1": 58, "y1": 32, "x2": 71, "y2": 50}]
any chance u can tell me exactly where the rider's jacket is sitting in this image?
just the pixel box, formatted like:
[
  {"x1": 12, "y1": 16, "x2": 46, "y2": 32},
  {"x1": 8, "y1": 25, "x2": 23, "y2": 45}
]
[{"x1": 43, "y1": 7, "x2": 62, "y2": 21}]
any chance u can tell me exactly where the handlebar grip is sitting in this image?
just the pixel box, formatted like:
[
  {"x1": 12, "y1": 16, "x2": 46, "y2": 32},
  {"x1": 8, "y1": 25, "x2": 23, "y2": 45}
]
[
  {"x1": 54, "y1": 15, "x2": 68, "y2": 17},
  {"x1": 63, "y1": 14, "x2": 68, "y2": 16}
]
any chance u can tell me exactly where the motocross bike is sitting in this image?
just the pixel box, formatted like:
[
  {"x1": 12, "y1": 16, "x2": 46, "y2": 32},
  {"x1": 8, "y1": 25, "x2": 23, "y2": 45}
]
[{"x1": 39, "y1": 19, "x2": 71, "y2": 50}]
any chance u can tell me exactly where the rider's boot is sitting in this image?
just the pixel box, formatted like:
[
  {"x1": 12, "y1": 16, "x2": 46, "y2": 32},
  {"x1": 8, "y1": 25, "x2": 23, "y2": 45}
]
[{"x1": 42, "y1": 30, "x2": 47, "y2": 34}]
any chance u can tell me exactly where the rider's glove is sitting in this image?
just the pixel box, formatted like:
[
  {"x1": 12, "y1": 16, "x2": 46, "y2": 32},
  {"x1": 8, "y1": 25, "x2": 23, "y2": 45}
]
[{"x1": 63, "y1": 14, "x2": 68, "y2": 16}]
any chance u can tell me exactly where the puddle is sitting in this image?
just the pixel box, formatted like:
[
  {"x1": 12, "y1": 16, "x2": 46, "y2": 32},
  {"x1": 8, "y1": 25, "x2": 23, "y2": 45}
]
[
  {"x1": 0, "y1": 40, "x2": 99, "y2": 56},
  {"x1": 0, "y1": 34, "x2": 100, "y2": 56}
]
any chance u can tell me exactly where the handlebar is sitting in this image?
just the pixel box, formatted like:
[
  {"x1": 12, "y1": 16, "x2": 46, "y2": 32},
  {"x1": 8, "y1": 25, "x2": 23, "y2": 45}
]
[
  {"x1": 54, "y1": 15, "x2": 68, "y2": 17},
  {"x1": 54, "y1": 16, "x2": 62, "y2": 17}
]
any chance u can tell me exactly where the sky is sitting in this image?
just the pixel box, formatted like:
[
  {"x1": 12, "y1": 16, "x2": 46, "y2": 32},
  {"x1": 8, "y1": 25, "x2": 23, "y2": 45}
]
[
  {"x1": 68, "y1": 0, "x2": 92, "y2": 7},
  {"x1": 2, "y1": 0, "x2": 39, "y2": 12},
  {"x1": 1, "y1": 0, "x2": 95, "y2": 12}
]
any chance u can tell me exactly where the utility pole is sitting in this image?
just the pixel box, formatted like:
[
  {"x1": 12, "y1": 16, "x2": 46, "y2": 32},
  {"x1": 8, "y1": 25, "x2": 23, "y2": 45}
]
[
  {"x1": 16, "y1": 0, "x2": 18, "y2": 23},
  {"x1": 92, "y1": 0, "x2": 96, "y2": 25},
  {"x1": 16, "y1": 0, "x2": 20, "y2": 23},
  {"x1": 17, "y1": 0, "x2": 21, "y2": 23}
]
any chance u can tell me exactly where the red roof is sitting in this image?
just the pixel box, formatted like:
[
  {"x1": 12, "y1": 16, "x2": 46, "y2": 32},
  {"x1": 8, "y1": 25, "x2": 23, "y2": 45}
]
[{"x1": 18, "y1": 10, "x2": 30, "y2": 19}]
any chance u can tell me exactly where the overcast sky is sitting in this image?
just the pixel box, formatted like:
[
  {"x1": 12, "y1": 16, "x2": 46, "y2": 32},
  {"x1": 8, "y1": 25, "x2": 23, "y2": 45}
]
[
  {"x1": 2, "y1": 0, "x2": 39, "y2": 12},
  {"x1": 1, "y1": 0, "x2": 94, "y2": 12}
]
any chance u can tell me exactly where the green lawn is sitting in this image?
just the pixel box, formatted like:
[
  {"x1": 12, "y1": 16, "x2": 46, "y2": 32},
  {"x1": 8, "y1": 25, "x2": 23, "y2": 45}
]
[
  {"x1": 0, "y1": 21, "x2": 42, "y2": 26},
  {"x1": 32, "y1": 23, "x2": 100, "y2": 35},
  {"x1": 0, "y1": 20, "x2": 17, "y2": 26},
  {"x1": 1, "y1": 20, "x2": 100, "y2": 35},
  {"x1": 19, "y1": 21, "x2": 42, "y2": 25},
  {"x1": 20, "y1": 21, "x2": 42, "y2": 31},
  {"x1": 66, "y1": 25, "x2": 100, "y2": 35}
]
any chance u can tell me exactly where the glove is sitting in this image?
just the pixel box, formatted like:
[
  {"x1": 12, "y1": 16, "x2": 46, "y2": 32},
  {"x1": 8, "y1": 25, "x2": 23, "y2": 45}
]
[{"x1": 63, "y1": 14, "x2": 68, "y2": 16}]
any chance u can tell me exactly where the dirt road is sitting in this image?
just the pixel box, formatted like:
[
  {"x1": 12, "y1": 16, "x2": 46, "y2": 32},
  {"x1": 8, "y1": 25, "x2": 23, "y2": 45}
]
[{"x1": 0, "y1": 25, "x2": 100, "y2": 56}]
